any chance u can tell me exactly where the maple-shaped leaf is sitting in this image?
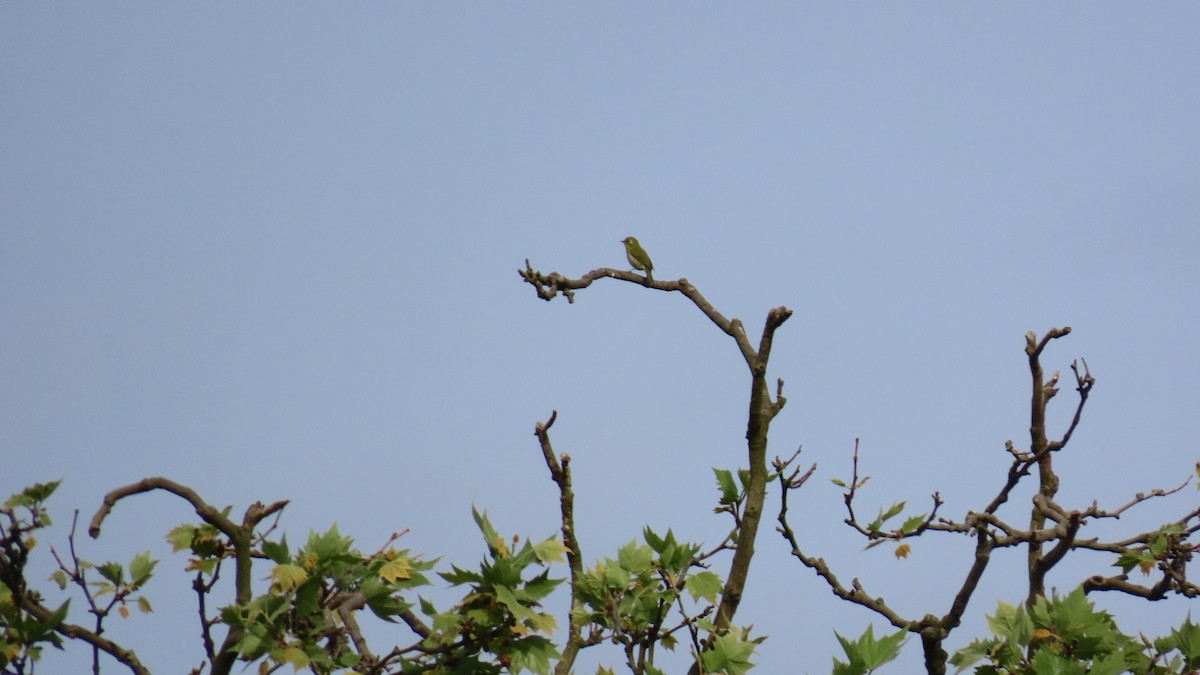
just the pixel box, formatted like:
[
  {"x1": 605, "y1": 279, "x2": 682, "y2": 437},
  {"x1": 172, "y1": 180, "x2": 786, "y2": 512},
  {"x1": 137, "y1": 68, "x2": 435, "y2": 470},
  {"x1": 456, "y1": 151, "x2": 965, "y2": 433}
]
[
  {"x1": 379, "y1": 557, "x2": 413, "y2": 584},
  {"x1": 685, "y1": 570, "x2": 723, "y2": 604},
  {"x1": 270, "y1": 563, "x2": 308, "y2": 593},
  {"x1": 532, "y1": 537, "x2": 570, "y2": 563}
]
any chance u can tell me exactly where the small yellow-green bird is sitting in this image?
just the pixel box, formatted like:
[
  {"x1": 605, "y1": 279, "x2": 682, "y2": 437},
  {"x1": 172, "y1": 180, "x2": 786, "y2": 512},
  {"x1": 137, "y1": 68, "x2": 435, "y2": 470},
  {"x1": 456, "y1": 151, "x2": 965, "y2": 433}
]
[{"x1": 621, "y1": 236, "x2": 654, "y2": 281}]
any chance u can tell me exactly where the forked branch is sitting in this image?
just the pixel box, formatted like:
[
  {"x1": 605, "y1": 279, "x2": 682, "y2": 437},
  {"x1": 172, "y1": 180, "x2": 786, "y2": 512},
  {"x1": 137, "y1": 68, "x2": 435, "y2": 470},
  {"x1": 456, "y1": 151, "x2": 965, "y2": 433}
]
[{"x1": 520, "y1": 258, "x2": 792, "y2": 673}]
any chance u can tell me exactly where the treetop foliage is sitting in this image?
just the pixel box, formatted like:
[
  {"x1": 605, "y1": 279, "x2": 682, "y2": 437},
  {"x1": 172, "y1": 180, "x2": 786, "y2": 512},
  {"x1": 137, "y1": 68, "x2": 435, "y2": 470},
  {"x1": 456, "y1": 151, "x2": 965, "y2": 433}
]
[{"x1": 2, "y1": 261, "x2": 1197, "y2": 674}]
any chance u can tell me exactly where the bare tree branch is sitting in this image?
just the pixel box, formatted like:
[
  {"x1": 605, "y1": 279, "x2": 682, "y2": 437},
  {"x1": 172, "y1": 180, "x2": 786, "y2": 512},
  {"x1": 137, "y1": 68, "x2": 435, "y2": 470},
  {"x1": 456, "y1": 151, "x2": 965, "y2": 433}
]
[
  {"x1": 533, "y1": 410, "x2": 587, "y2": 675},
  {"x1": 22, "y1": 597, "x2": 151, "y2": 675},
  {"x1": 520, "y1": 259, "x2": 791, "y2": 674},
  {"x1": 88, "y1": 477, "x2": 289, "y2": 675}
]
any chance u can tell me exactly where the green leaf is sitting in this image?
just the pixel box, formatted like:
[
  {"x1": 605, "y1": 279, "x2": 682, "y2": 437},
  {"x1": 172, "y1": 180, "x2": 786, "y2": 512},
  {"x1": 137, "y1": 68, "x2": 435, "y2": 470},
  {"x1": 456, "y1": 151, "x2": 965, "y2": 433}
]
[
  {"x1": 643, "y1": 527, "x2": 668, "y2": 553},
  {"x1": 987, "y1": 600, "x2": 1032, "y2": 644},
  {"x1": 880, "y1": 501, "x2": 905, "y2": 523},
  {"x1": 603, "y1": 563, "x2": 631, "y2": 588},
  {"x1": 305, "y1": 524, "x2": 354, "y2": 562},
  {"x1": 684, "y1": 571, "x2": 723, "y2": 604},
  {"x1": 165, "y1": 524, "x2": 195, "y2": 553},
  {"x1": 46, "y1": 599, "x2": 70, "y2": 631},
  {"x1": 136, "y1": 596, "x2": 153, "y2": 614},
  {"x1": 17, "y1": 599, "x2": 70, "y2": 644},
  {"x1": 526, "y1": 610, "x2": 559, "y2": 635},
  {"x1": 701, "y1": 629, "x2": 757, "y2": 675},
  {"x1": 510, "y1": 537, "x2": 540, "y2": 569},
  {"x1": 1148, "y1": 532, "x2": 1169, "y2": 558},
  {"x1": 949, "y1": 636, "x2": 1002, "y2": 672},
  {"x1": 418, "y1": 596, "x2": 437, "y2": 616},
  {"x1": 1171, "y1": 616, "x2": 1200, "y2": 667},
  {"x1": 867, "y1": 627, "x2": 908, "y2": 669},
  {"x1": 508, "y1": 634, "x2": 560, "y2": 675},
  {"x1": 362, "y1": 576, "x2": 411, "y2": 620},
  {"x1": 190, "y1": 557, "x2": 219, "y2": 576},
  {"x1": 1029, "y1": 647, "x2": 1081, "y2": 675},
  {"x1": 523, "y1": 571, "x2": 564, "y2": 601},
  {"x1": 532, "y1": 536, "x2": 570, "y2": 564},
  {"x1": 187, "y1": 527, "x2": 224, "y2": 558},
  {"x1": 643, "y1": 528, "x2": 699, "y2": 572},
  {"x1": 261, "y1": 536, "x2": 289, "y2": 564},
  {"x1": 495, "y1": 585, "x2": 535, "y2": 621},
  {"x1": 1086, "y1": 654, "x2": 1130, "y2": 675},
  {"x1": 281, "y1": 644, "x2": 309, "y2": 670},
  {"x1": 97, "y1": 562, "x2": 124, "y2": 586},
  {"x1": 425, "y1": 611, "x2": 462, "y2": 648},
  {"x1": 439, "y1": 565, "x2": 482, "y2": 586},
  {"x1": 900, "y1": 514, "x2": 926, "y2": 534},
  {"x1": 49, "y1": 570, "x2": 69, "y2": 590},
  {"x1": 4, "y1": 481, "x2": 61, "y2": 509},
  {"x1": 617, "y1": 539, "x2": 653, "y2": 574},
  {"x1": 834, "y1": 625, "x2": 907, "y2": 673},
  {"x1": 472, "y1": 507, "x2": 504, "y2": 555},
  {"x1": 129, "y1": 551, "x2": 156, "y2": 587},
  {"x1": 1113, "y1": 549, "x2": 1154, "y2": 575},
  {"x1": 832, "y1": 658, "x2": 868, "y2": 675},
  {"x1": 294, "y1": 577, "x2": 320, "y2": 617},
  {"x1": 714, "y1": 468, "x2": 740, "y2": 504},
  {"x1": 1159, "y1": 522, "x2": 1187, "y2": 537},
  {"x1": 270, "y1": 564, "x2": 308, "y2": 593},
  {"x1": 1038, "y1": 588, "x2": 1124, "y2": 660}
]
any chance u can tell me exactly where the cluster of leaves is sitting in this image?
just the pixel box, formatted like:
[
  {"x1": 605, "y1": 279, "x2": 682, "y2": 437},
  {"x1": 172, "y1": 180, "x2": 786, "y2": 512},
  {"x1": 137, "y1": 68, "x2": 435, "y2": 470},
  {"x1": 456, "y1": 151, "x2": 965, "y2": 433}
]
[
  {"x1": 192, "y1": 524, "x2": 433, "y2": 672},
  {"x1": 3, "y1": 481, "x2": 158, "y2": 672},
  {"x1": 168, "y1": 503, "x2": 574, "y2": 674},
  {"x1": 0, "y1": 481, "x2": 66, "y2": 670},
  {"x1": 830, "y1": 589, "x2": 1200, "y2": 675},
  {"x1": 858, "y1": 500, "x2": 926, "y2": 560},
  {"x1": 0, "y1": 478, "x2": 758, "y2": 674},
  {"x1": 1114, "y1": 523, "x2": 1194, "y2": 579},
  {"x1": 424, "y1": 508, "x2": 567, "y2": 674},
  {"x1": 572, "y1": 527, "x2": 752, "y2": 675},
  {"x1": 7, "y1": 264, "x2": 1200, "y2": 675},
  {"x1": 831, "y1": 625, "x2": 907, "y2": 675},
  {"x1": 951, "y1": 588, "x2": 1200, "y2": 675}
]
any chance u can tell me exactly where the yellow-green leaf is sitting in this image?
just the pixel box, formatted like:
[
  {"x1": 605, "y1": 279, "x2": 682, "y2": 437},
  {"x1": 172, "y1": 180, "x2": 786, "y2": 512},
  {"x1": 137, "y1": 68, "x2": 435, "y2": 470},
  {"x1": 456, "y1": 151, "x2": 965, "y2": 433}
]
[
  {"x1": 379, "y1": 557, "x2": 413, "y2": 584},
  {"x1": 270, "y1": 563, "x2": 308, "y2": 593},
  {"x1": 527, "y1": 611, "x2": 559, "y2": 634},
  {"x1": 282, "y1": 645, "x2": 309, "y2": 671},
  {"x1": 165, "y1": 524, "x2": 195, "y2": 553},
  {"x1": 685, "y1": 571, "x2": 723, "y2": 604},
  {"x1": 532, "y1": 537, "x2": 570, "y2": 563}
]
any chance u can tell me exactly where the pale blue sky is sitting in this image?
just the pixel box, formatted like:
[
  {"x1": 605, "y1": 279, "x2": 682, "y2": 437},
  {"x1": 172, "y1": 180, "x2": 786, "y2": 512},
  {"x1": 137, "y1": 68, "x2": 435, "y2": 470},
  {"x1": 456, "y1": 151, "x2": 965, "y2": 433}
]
[{"x1": 3, "y1": 4, "x2": 1199, "y2": 673}]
